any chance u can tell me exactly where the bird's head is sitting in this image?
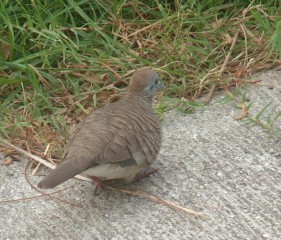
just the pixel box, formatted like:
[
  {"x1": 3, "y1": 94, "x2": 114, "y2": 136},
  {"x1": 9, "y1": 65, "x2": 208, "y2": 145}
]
[{"x1": 128, "y1": 68, "x2": 165, "y2": 102}]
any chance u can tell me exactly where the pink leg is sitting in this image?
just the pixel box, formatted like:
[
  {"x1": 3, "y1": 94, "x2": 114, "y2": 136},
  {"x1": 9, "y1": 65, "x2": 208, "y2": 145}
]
[
  {"x1": 88, "y1": 176, "x2": 104, "y2": 195},
  {"x1": 132, "y1": 168, "x2": 159, "y2": 183}
]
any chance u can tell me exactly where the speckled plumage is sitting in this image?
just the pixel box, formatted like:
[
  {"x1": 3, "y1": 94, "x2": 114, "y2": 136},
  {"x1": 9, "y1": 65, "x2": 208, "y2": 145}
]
[{"x1": 37, "y1": 68, "x2": 164, "y2": 189}]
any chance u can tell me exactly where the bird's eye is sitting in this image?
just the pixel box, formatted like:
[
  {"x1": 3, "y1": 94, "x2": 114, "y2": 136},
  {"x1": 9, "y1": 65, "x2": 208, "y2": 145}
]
[{"x1": 154, "y1": 78, "x2": 159, "y2": 85}]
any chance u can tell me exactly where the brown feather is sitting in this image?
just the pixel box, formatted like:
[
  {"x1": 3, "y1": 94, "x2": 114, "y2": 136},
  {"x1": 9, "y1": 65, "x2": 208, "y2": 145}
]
[{"x1": 37, "y1": 68, "x2": 164, "y2": 189}]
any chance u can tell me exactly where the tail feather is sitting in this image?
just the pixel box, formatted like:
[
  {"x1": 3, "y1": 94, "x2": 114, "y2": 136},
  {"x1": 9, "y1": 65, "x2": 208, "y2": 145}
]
[{"x1": 37, "y1": 157, "x2": 93, "y2": 189}]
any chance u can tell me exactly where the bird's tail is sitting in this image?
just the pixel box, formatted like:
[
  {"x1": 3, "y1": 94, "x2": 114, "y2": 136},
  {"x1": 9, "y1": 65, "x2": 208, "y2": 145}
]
[{"x1": 37, "y1": 156, "x2": 93, "y2": 189}]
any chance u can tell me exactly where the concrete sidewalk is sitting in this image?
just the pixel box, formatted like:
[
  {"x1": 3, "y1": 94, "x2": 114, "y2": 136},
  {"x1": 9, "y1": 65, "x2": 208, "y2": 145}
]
[{"x1": 0, "y1": 69, "x2": 280, "y2": 239}]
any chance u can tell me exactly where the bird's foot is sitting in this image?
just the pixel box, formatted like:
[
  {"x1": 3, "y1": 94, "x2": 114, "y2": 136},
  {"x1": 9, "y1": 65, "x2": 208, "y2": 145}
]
[
  {"x1": 88, "y1": 176, "x2": 104, "y2": 196},
  {"x1": 132, "y1": 167, "x2": 159, "y2": 183}
]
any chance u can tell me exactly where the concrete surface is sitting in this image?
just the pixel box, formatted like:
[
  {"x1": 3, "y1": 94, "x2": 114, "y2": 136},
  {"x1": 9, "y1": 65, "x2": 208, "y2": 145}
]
[{"x1": 0, "y1": 69, "x2": 281, "y2": 240}]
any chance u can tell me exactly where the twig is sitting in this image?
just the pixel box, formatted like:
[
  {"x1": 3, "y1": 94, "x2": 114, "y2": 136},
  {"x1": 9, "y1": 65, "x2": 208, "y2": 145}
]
[
  {"x1": 25, "y1": 161, "x2": 83, "y2": 207},
  {"x1": 127, "y1": 21, "x2": 162, "y2": 38},
  {"x1": 0, "y1": 160, "x2": 82, "y2": 206},
  {"x1": 0, "y1": 186, "x2": 75, "y2": 204},
  {"x1": 203, "y1": 31, "x2": 239, "y2": 103},
  {"x1": 105, "y1": 185, "x2": 205, "y2": 217},
  {"x1": 0, "y1": 138, "x2": 206, "y2": 217},
  {"x1": 0, "y1": 138, "x2": 90, "y2": 182}
]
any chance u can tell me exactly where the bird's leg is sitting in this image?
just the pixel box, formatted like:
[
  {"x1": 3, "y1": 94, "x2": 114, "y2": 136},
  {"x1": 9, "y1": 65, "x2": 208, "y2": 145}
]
[
  {"x1": 131, "y1": 167, "x2": 159, "y2": 183},
  {"x1": 88, "y1": 176, "x2": 104, "y2": 196}
]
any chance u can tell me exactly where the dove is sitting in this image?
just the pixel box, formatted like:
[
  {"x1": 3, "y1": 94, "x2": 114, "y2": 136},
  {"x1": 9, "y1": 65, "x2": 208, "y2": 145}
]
[{"x1": 37, "y1": 68, "x2": 165, "y2": 189}]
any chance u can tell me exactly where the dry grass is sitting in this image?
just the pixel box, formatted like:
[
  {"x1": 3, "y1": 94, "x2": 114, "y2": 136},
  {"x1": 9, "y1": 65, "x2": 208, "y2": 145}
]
[{"x1": 0, "y1": 1, "x2": 280, "y2": 161}]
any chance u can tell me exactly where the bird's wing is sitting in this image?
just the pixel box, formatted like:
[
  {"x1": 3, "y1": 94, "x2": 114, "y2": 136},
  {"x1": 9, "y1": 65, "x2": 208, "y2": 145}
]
[{"x1": 37, "y1": 102, "x2": 161, "y2": 189}]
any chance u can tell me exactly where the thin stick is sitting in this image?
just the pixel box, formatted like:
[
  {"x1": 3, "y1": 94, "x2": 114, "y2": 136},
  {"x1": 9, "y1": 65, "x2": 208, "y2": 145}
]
[
  {"x1": 33, "y1": 143, "x2": 50, "y2": 175},
  {"x1": 203, "y1": 31, "x2": 239, "y2": 103},
  {"x1": 105, "y1": 186, "x2": 205, "y2": 217},
  {"x1": 0, "y1": 187, "x2": 74, "y2": 204},
  {"x1": 0, "y1": 138, "x2": 206, "y2": 217},
  {"x1": 220, "y1": 31, "x2": 239, "y2": 74},
  {"x1": 0, "y1": 161, "x2": 82, "y2": 207},
  {"x1": 0, "y1": 138, "x2": 90, "y2": 182}
]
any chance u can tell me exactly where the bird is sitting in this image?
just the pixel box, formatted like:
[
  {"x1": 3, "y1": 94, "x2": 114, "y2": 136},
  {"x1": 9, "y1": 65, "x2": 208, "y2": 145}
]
[{"x1": 37, "y1": 68, "x2": 165, "y2": 189}]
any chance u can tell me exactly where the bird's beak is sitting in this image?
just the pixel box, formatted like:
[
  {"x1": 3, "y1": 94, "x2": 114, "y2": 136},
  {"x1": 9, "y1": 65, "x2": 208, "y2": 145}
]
[{"x1": 157, "y1": 81, "x2": 165, "y2": 91}]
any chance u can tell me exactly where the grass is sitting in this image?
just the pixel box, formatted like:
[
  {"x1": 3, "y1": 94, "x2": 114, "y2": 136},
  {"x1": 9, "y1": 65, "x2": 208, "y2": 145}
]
[
  {"x1": 0, "y1": 0, "x2": 280, "y2": 159},
  {"x1": 217, "y1": 82, "x2": 281, "y2": 138}
]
